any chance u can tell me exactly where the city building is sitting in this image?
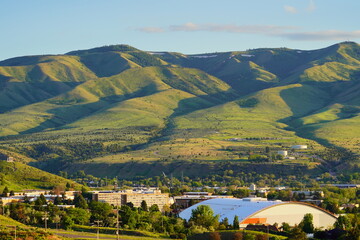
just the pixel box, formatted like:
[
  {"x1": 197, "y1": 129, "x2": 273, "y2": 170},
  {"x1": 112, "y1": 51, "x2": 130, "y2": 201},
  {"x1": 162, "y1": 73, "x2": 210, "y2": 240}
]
[
  {"x1": 92, "y1": 188, "x2": 169, "y2": 210},
  {"x1": 174, "y1": 192, "x2": 234, "y2": 208},
  {"x1": 179, "y1": 198, "x2": 337, "y2": 229},
  {"x1": 0, "y1": 190, "x2": 78, "y2": 205},
  {"x1": 329, "y1": 184, "x2": 360, "y2": 189}
]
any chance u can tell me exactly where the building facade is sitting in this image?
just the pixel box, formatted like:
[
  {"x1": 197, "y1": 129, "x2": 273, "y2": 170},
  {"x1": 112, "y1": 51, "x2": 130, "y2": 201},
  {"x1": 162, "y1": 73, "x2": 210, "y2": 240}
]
[{"x1": 92, "y1": 189, "x2": 169, "y2": 210}]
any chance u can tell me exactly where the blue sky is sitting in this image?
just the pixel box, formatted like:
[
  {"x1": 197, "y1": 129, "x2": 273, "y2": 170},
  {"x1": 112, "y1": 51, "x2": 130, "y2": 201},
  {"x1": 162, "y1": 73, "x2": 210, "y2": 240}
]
[{"x1": 1, "y1": 0, "x2": 359, "y2": 60}]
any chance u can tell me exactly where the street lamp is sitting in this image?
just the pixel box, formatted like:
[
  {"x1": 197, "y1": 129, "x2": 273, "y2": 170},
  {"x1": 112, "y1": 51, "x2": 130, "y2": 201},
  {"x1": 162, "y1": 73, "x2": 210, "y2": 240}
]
[{"x1": 42, "y1": 212, "x2": 49, "y2": 231}]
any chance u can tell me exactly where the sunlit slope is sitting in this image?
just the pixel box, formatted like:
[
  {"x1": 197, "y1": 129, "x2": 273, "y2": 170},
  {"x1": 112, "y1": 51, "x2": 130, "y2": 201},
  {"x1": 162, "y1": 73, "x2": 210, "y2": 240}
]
[
  {"x1": 0, "y1": 42, "x2": 359, "y2": 169},
  {"x1": 67, "y1": 45, "x2": 167, "y2": 77},
  {"x1": 0, "y1": 66, "x2": 234, "y2": 136},
  {"x1": 173, "y1": 84, "x2": 329, "y2": 136},
  {"x1": 88, "y1": 84, "x2": 326, "y2": 164},
  {"x1": 0, "y1": 55, "x2": 97, "y2": 112},
  {"x1": 291, "y1": 103, "x2": 360, "y2": 154},
  {"x1": 0, "y1": 161, "x2": 82, "y2": 191},
  {"x1": 161, "y1": 42, "x2": 360, "y2": 90}
]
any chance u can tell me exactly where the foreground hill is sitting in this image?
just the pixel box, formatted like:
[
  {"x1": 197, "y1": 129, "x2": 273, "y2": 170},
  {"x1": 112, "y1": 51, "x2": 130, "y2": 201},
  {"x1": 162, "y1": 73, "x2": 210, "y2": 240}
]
[
  {"x1": 0, "y1": 42, "x2": 359, "y2": 177},
  {"x1": 0, "y1": 161, "x2": 82, "y2": 191}
]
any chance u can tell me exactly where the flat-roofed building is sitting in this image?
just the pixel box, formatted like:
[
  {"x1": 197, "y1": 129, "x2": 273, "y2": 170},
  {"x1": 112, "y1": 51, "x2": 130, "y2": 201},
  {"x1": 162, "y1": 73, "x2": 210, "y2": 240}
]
[
  {"x1": 174, "y1": 193, "x2": 234, "y2": 208},
  {"x1": 92, "y1": 189, "x2": 169, "y2": 210}
]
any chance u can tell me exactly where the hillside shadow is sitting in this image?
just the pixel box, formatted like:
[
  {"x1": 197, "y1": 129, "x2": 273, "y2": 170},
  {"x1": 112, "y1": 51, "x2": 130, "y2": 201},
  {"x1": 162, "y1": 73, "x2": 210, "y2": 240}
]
[
  {"x1": 0, "y1": 81, "x2": 82, "y2": 113},
  {"x1": 131, "y1": 90, "x2": 241, "y2": 147},
  {"x1": 20, "y1": 83, "x2": 161, "y2": 135},
  {"x1": 79, "y1": 52, "x2": 131, "y2": 77}
]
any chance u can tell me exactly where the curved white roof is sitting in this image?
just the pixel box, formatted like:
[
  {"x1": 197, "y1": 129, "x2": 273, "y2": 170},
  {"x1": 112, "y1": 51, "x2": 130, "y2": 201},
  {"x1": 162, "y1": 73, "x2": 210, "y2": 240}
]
[{"x1": 179, "y1": 198, "x2": 283, "y2": 222}]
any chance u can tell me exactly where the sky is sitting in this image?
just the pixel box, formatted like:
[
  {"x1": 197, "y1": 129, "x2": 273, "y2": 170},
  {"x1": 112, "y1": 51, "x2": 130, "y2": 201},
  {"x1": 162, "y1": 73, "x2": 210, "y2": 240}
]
[{"x1": 0, "y1": 0, "x2": 359, "y2": 60}]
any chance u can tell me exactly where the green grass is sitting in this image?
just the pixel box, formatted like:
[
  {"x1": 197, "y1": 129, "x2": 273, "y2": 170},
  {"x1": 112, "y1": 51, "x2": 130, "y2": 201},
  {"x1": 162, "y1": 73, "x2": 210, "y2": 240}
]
[
  {"x1": 0, "y1": 215, "x2": 26, "y2": 227},
  {"x1": 0, "y1": 42, "x2": 359, "y2": 176},
  {"x1": 0, "y1": 161, "x2": 83, "y2": 191}
]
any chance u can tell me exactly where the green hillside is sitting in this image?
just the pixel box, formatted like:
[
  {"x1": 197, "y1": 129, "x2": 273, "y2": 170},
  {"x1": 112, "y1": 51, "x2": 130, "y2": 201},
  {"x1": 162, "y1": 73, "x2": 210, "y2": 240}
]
[
  {"x1": 0, "y1": 161, "x2": 82, "y2": 191},
  {"x1": 0, "y1": 42, "x2": 359, "y2": 177}
]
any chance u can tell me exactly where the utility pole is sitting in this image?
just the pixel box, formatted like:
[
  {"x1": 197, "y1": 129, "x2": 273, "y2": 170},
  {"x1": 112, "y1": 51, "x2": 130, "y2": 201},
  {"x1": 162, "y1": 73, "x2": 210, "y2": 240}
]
[
  {"x1": 42, "y1": 212, "x2": 49, "y2": 231},
  {"x1": 116, "y1": 197, "x2": 120, "y2": 240},
  {"x1": 181, "y1": 171, "x2": 184, "y2": 187},
  {"x1": 94, "y1": 220, "x2": 102, "y2": 240}
]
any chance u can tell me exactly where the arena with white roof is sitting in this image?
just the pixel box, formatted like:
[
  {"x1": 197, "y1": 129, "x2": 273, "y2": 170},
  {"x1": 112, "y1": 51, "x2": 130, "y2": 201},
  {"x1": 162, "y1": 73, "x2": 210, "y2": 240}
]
[{"x1": 179, "y1": 197, "x2": 337, "y2": 229}]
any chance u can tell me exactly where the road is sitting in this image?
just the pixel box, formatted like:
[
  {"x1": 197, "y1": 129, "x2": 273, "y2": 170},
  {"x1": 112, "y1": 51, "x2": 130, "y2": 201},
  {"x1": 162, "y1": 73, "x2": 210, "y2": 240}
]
[{"x1": 51, "y1": 230, "x2": 163, "y2": 240}]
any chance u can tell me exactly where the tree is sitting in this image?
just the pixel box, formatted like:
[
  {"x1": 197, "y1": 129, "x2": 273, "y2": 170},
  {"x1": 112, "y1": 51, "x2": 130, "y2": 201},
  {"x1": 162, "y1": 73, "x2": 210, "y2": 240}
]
[
  {"x1": 62, "y1": 215, "x2": 75, "y2": 230},
  {"x1": 35, "y1": 194, "x2": 47, "y2": 206},
  {"x1": 2, "y1": 186, "x2": 9, "y2": 197},
  {"x1": 74, "y1": 194, "x2": 88, "y2": 209},
  {"x1": 66, "y1": 208, "x2": 91, "y2": 225},
  {"x1": 54, "y1": 196, "x2": 62, "y2": 205},
  {"x1": 189, "y1": 205, "x2": 219, "y2": 230},
  {"x1": 281, "y1": 222, "x2": 291, "y2": 233},
  {"x1": 334, "y1": 215, "x2": 351, "y2": 230},
  {"x1": 233, "y1": 215, "x2": 240, "y2": 229},
  {"x1": 299, "y1": 213, "x2": 314, "y2": 233},
  {"x1": 265, "y1": 146, "x2": 270, "y2": 154},
  {"x1": 287, "y1": 225, "x2": 307, "y2": 240},
  {"x1": 221, "y1": 217, "x2": 229, "y2": 229},
  {"x1": 89, "y1": 201, "x2": 113, "y2": 223},
  {"x1": 149, "y1": 204, "x2": 160, "y2": 212},
  {"x1": 141, "y1": 200, "x2": 148, "y2": 211}
]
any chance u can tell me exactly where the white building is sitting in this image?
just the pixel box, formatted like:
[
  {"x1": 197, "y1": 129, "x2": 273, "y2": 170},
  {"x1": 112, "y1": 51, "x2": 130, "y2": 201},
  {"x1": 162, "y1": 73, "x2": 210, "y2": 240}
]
[
  {"x1": 291, "y1": 145, "x2": 308, "y2": 149},
  {"x1": 277, "y1": 150, "x2": 288, "y2": 157},
  {"x1": 179, "y1": 198, "x2": 336, "y2": 229}
]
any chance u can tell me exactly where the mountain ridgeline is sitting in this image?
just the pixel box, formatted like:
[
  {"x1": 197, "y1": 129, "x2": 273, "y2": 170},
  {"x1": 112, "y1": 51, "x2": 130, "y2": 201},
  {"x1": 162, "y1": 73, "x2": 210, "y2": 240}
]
[{"x1": 0, "y1": 42, "x2": 359, "y2": 177}]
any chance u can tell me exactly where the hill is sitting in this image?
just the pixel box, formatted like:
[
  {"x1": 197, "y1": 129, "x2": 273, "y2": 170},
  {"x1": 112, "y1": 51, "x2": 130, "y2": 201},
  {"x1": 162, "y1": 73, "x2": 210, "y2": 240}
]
[
  {"x1": 0, "y1": 161, "x2": 82, "y2": 191},
  {"x1": 0, "y1": 42, "x2": 359, "y2": 178}
]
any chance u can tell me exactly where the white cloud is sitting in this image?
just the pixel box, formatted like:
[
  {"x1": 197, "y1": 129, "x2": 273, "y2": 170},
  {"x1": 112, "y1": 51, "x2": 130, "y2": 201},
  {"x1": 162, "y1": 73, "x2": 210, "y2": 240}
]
[
  {"x1": 307, "y1": 0, "x2": 316, "y2": 12},
  {"x1": 168, "y1": 23, "x2": 297, "y2": 34},
  {"x1": 169, "y1": 22, "x2": 200, "y2": 31},
  {"x1": 280, "y1": 30, "x2": 360, "y2": 41},
  {"x1": 284, "y1": 5, "x2": 298, "y2": 14},
  {"x1": 137, "y1": 22, "x2": 360, "y2": 41},
  {"x1": 137, "y1": 27, "x2": 165, "y2": 33}
]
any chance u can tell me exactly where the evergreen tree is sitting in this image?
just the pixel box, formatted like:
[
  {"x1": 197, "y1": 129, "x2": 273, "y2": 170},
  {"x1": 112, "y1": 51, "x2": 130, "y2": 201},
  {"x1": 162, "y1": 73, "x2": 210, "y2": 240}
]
[
  {"x1": 222, "y1": 217, "x2": 229, "y2": 229},
  {"x1": 35, "y1": 194, "x2": 47, "y2": 206},
  {"x1": 141, "y1": 200, "x2": 148, "y2": 211},
  {"x1": 54, "y1": 196, "x2": 62, "y2": 205},
  {"x1": 2, "y1": 186, "x2": 9, "y2": 197},
  {"x1": 74, "y1": 194, "x2": 88, "y2": 209},
  {"x1": 300, "y1": 213, "x2": 314, "y2": 233},
  {"x1": 233, "y1": 215, "x2": 240, "y2": 229}
]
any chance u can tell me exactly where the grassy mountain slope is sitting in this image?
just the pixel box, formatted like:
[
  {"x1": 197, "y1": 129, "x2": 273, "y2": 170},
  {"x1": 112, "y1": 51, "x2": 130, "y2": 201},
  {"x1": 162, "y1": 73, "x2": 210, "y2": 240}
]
[
  {"x1": 0, "y1": 161, "x2": 82, "y2": 191},
  {"x1": 0, "y1": 42, "x2": 359, "y2": 176}
]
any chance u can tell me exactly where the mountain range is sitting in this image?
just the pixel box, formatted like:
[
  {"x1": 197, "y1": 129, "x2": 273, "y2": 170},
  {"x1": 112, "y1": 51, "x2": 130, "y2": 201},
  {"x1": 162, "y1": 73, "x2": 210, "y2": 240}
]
[{"x1": 0, "y1": 42, "x2": 359, "y2": 177}]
